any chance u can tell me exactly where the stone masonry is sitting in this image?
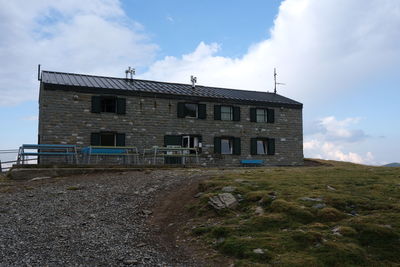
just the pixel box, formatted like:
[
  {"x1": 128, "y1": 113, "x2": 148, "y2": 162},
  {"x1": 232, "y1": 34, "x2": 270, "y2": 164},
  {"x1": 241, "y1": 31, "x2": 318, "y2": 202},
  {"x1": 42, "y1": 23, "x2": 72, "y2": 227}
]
[{"x1": 38, "y1": 85, "x2": 303, "y2": 166}]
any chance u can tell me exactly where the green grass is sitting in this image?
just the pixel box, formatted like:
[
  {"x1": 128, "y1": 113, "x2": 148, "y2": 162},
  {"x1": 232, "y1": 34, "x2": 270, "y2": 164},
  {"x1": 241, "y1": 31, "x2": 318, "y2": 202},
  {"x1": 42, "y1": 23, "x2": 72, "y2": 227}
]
[{"x1": 190, "y1": 160, "x2": 400, "y2": 266}]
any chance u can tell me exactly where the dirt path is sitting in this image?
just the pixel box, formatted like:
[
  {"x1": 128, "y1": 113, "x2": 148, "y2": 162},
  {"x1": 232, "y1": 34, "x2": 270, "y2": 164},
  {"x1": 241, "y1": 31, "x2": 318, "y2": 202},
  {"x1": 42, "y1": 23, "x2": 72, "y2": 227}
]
[{"x1": 0, "y1": 169, "x2": 222, "y2": 266}]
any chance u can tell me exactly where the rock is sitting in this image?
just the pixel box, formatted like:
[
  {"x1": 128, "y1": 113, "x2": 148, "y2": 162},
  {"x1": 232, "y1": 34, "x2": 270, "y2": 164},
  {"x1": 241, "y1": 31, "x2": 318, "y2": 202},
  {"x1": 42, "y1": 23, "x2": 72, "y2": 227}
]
[
  {"x1": 332, "y1": 226, "x2": 342, "y2": 236},
  {"x1": 312, "y1": 203, "x2": 326, "y2": 209},
  {"x1": 194, "y1": 192, "x2": 203, "y2": 198},
  {"x1": 253, "y1": 248, "x2": 264, "y2": 254},
  {"x1": 300, "y1": 197, "x2": 323, "y2": 202},
  {"x1": 222, "y1": 186, "x2": 236, "y2": 192},
  {"x1": 255, "y1": 206, "x2": 264, "y2": 215},
  {"x1": 208, "y1": 193, "x2": 238, "y2": 210},
  {"x1": 30, "y1": 176, "x2": 52, "y2": 181},
  {"x1": 234, "y1": 179, "x2": 244, "y2": 183},
  {"x1": 236, "y1": 194, "x2": 244, "y2": 202},
  {"x1": 142, "y1": 210, "x2": 153, "y2": 216},
  {"x1": 327, "y1": 185, "x2": 336, "y2": 191},
  {"x1": 123, "y1": 259, "x2": 138, "y2": 265}
]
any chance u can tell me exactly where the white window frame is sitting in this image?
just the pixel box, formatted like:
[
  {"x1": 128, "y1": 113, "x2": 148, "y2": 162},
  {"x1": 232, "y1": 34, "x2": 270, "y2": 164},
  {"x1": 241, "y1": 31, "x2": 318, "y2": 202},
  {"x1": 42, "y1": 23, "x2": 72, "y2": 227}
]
[
  {"x1": 256, "y1": 139, "x2": 268, "y2": 155},
  {"x1": 221, "y1": 138, "x2": 233, "y2": 155},
  {"x1": 221, "y1": 106, "x2": 233, "y2": 121},
  {"x1": 256, "y1": 108, "x2": 267, "y2": 122},
  {"x1": 184, "y1": 103, "x2": 198, "y2": 118}
]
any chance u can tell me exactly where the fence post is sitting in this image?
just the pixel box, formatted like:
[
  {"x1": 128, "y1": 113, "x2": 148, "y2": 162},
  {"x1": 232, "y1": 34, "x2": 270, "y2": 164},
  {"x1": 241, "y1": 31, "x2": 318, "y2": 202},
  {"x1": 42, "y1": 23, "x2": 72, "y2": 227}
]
[{"x1": 0, "y1": 160, "x2": 2, "y2": 173}]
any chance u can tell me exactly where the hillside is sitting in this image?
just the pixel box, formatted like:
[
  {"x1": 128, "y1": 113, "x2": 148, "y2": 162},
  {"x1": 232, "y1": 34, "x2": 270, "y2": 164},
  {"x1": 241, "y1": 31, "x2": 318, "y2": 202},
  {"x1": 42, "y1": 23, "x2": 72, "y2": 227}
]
[
  {"x1": 383, "y1": 162, "x2": 400, "y2": 167},
  {"x1": 186, "y1": 160, "x2": 400, "y2": 266}
]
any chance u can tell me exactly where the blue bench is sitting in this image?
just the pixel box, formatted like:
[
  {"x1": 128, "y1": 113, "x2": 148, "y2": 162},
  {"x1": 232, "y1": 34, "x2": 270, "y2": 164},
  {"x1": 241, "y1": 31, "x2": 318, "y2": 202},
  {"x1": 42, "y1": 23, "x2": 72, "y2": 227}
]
[
  {"x1": 240, "y1": 159, "x2": 264, "y2": 167},
  {"x1": 18, "y1": 144, "x2": 79, "y2": 164}
]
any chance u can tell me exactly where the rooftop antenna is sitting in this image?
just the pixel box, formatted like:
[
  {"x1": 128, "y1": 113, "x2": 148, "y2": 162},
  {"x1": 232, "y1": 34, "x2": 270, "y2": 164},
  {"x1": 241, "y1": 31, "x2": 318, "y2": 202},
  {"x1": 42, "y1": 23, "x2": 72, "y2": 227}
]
[
  {"x1": 191, "y1": 75, "x2": 197, "y2": 88},
  {"x1": 274, "y1": 68, "x2": 285, "y2": 94},
  {"x1": 37, "y1": 64, "x2": 41, "y2": 81},
  {"x1": 125, "y1": 66, "x2": 135, "y2": 80}
]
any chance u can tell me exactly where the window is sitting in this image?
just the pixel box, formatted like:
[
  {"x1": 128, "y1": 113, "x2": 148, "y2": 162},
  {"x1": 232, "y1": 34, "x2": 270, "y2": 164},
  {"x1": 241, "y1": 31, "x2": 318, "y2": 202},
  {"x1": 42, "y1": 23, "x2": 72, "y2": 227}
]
[
  {"x1": 101, "y1": 97, "x2": 116, "y2": 113},
  {"x1": 91, "y1": 96, "x2": 126, "y2": 114},
  {"x1": 100, "y1": 132, "x2": 115, "y2": 146},
  {"x1": 91, "y1": 132, "x2": 125, "y2": 146},
  {"x1": 214, "y1": 105, "x2": 240, "y2": 121},
  {"x1": 250, "y1": 108, "x2": 274, "y2": 123},
  {"x1": 214, "y1": 137, "x2": 241, "y2": 155},
  {"x1": 221, "y1": 106, "x2": 233, "y2": 121},
  {"x1": 164, "y1": 135, "x2": 202, "y2": 154},
  {"x1": 250, "y1": 138, "x2": 275, "y2": 155},
  {"x1": 221, "y1": 138, "x2": 233, "y2": 154},
  {"x1": 182, "y1": 135, "x2": 201, "y2": 154},
  {"x1": 177, "y1": 103, "x2": 207, "y2": 119},
  {"x1": 256, "y1": 108, "x2": 267, "y2": 122},
  {"x1": 256, "y1": 140, "x2": 267, "y2": 154},
  {"x1": 185, "y1": 103, "x2": 198, "y2": 118}
]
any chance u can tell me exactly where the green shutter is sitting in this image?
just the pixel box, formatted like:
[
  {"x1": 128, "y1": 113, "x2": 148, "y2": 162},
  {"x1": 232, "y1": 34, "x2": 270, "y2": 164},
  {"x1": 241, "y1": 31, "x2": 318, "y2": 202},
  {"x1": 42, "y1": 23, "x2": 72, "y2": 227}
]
[
  {"x1": 214, "y1": 137, "x2": 221, "y2": 154},
  {"x1": 214, "y1": 105, "x2": 221, "y2": 120},
  {"x1": 164, "y1": 135, "x2": 182, "y2": 146},
  {"x1": 116, "y1": 98, "x2": 126, "y2": 114},
  {"x1": 233, "y1": 106, "x2": 240, "y2": 121},
  {"x1": 116, "y1": 133, "x2": 125, "y2": 146},
  {"x1": 233, "y1": 137, "x2": 241, "y2": 155},
  {"x1": 198, "y1": 104, "x2": 207, "y2": 119},
  {"x1": 91, "y1": 133, "x2": 100, "y2": 145},
  {"x1": 177, "y1": 103, "x2": 185, "y2": 118},
  {"x1": 91, "y1": 96, "x2": 101, "y2": 113},
  {"x1": 250, "y1": 138, "x2": 257, "y2": 155},
  {"x1": 267, "y1": 138, "x2": 275, "y2": 155},
  {"x1": 250, "y1": 108, "x2": 256, "y2": 122},
  {"x1": 267, "y1": 108, "x2": 275, "y2": 123}
]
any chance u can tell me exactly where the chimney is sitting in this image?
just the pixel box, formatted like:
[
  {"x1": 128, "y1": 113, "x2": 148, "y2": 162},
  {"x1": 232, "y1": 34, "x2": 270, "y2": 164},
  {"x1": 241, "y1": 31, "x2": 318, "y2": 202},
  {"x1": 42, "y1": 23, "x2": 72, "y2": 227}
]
[
  {"x1": 125, "y1": 67, "x2": 135, "y2": 80},
  {"x1": 191, "y1": 75, "x2": 197, "y2": 88}
]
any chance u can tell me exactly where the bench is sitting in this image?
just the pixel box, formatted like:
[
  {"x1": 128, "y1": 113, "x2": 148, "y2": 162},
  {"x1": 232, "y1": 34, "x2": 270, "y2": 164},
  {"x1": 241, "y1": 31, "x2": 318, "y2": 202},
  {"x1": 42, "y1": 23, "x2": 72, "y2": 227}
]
[
  {"x1": 18, "y1": 144, "x2": 79, "y2": 164},
  {"x1": 240, "y1": 159, "x2": 264, "y2": 167}
]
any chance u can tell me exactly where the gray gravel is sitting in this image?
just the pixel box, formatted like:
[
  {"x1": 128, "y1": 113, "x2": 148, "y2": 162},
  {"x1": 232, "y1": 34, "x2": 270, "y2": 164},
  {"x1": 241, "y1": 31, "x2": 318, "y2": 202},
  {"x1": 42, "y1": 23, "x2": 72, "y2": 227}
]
[{"x1": 0, "y1": 169, "x2": 208, "y2": 266}]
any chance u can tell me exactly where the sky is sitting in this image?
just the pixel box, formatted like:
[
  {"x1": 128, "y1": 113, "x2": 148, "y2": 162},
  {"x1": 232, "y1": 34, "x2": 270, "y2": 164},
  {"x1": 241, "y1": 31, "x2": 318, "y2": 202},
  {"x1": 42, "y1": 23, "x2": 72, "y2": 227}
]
[{"x1": 0, "y1": 0, "x2": 399, "y2": 165}]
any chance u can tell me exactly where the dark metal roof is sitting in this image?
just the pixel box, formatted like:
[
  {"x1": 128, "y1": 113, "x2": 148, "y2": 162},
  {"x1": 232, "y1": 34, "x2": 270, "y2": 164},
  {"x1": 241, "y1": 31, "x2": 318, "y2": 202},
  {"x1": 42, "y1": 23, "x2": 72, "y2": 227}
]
[{"x1": 41, "y1": 71, "x2": 302, "y2": 108}]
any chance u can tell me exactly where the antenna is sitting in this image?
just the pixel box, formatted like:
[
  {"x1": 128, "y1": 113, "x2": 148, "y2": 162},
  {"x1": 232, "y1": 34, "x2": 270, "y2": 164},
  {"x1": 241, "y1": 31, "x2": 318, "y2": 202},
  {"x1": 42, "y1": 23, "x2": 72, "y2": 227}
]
[
  {"x1": 125, "y1": 66, "x2": 135, "y2": 80},
  {"x1": 37, "y1": 64, "x2": 41, "y2": 81},
  {"x1": 273, "y1": 68, "x2": 285, "y2": 94},
  {"x1": 191, "y1": 75, "x2": 197, "y2": 88}
]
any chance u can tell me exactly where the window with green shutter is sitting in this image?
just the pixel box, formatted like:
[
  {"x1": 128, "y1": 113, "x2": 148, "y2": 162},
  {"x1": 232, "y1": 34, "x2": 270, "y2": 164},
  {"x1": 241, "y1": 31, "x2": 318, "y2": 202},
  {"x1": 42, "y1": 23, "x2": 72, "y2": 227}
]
[
  {"x1": 214, "y1": 136, "x2": 240, "y2": 155},
  {"x1": 177, "y1": 102, "x2": 207, "y2": 119},
  {"x1": 90, "y1": 132, "x2": 125, "y2": 146},
  {"x1": 250, "y1": 108, "x2": 275, "y2": 123},
  {"x1": 250, "y1": 137, "x2": 275, "y2": 155},
  {"x1": 91, "y1": 96, "x2": 126, "y2": 114}
]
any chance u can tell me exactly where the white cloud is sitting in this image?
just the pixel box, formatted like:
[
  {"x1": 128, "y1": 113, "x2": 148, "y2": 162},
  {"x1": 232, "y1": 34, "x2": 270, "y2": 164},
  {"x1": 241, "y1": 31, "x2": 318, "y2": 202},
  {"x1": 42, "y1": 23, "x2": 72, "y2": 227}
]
[
  {"x1": 304, "y1": 116, "x2": 375, "y2": 164},
  {"x1": 304, "y1": 139, "x2": 375, "y2": 165},
  {"x1": 141, "y1": 0, "x2": 400, "y2": 105},
  {"x1": 0, "y1": 0, "x2": 158, "y2": 106},
  {"x1": 307, "y1": 116, "x2": 368, "y2": 143}
]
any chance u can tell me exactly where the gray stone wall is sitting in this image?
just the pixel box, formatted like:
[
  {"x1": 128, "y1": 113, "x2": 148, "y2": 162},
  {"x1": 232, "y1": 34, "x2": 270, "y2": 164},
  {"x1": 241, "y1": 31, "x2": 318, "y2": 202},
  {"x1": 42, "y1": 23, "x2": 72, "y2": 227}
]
[{"x1": 38, "y1": 87, "x2": 303, "y2": 166}]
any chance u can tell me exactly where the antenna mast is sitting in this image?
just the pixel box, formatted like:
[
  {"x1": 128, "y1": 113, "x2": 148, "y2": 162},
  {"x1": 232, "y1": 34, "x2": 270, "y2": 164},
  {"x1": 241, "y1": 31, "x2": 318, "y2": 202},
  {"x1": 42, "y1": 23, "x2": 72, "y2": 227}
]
[{"x1": 273, "y1": 68, "x2": 285, "y2": 94}]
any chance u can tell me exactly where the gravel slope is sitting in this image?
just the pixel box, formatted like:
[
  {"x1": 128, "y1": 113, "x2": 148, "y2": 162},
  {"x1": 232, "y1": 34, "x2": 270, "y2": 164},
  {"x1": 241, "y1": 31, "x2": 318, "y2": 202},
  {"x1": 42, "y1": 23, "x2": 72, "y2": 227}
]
[{"x1": 0, "y1": 169, "x2": 209, "y2": 266}]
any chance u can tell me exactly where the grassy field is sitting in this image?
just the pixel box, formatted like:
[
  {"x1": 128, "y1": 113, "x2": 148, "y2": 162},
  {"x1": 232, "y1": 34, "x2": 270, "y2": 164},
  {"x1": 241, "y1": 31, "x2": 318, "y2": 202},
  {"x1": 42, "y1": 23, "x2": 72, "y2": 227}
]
[{"x1": 189, "y1": 160, "x2": 400, "y2": 266}]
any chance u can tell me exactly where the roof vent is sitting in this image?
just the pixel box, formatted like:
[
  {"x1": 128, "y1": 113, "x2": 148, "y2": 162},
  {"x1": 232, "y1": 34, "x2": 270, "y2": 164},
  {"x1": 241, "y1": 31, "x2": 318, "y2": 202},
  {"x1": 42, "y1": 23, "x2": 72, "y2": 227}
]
[
  {"x1": 125, "y1": 67, "x2": 135, "y2": 80},
  {"x1": 191, "y1": 75, "x2": 197, "y2": 88}
]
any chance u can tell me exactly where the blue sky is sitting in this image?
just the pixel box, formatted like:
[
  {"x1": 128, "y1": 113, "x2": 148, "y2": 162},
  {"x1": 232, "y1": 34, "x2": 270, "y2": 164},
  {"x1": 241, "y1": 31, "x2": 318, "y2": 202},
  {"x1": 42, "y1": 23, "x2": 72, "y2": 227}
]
[{"x1": 0, "y1": 0, "x2": 399, "y2": 165}]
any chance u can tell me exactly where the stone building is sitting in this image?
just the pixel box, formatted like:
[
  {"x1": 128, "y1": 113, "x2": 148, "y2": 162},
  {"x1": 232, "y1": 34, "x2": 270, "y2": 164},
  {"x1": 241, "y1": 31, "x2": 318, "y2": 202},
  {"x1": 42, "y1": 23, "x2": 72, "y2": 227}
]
[{"x1": 38, "y1": 70, "x2": 303, "y2": 166}]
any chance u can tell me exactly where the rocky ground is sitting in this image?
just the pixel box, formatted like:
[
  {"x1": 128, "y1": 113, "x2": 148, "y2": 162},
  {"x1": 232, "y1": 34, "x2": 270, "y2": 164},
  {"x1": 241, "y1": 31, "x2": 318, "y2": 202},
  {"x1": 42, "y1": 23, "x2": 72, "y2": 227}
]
[{"x1": 0, "y1": 169, "x2": 221, "y2": 266}]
